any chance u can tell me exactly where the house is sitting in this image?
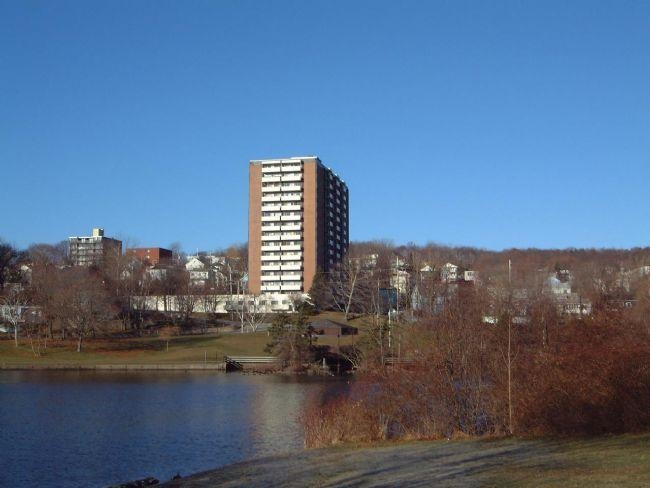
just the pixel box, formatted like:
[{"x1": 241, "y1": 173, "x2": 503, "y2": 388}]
[
  {"x1": 308, "y1": 319, "x2": 358, "y2": 337},
  {"x1": 463, "y1": 270, "x2": 477, "y2": 282},
  {"x1": 556, "y1": 293, "x2": 592, "y2": 315},
  {"x1": 411, "y1": 284, "x2": 426, "y2": 312},
  {"x1": 145, "y1": 265, "x2": 169, "y2": 281},
  {"x1": 440, "y1": 263, "x2": 459, "y2": 282},
  {"x1": 390, "y1": 268, "x2": 410, "y2": 294},
  {"x1": 546, "y1": 275, "x2": 571, "y2": 295},
  {"x1": 185, "y1": 257, "x2": 213, "y2": 288}
]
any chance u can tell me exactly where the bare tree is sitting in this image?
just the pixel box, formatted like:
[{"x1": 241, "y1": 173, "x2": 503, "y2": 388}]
[
  {"x1": 327, "y1": 262, "x2": 374, "y2": 321},
  {"x1": 229, "y1": 296, "x2": 267, "y2": 333},
  {"x1": 159, "y1": 324, "x2": 181, "y2": 352},
  {"x1": 0, "y1": 288, "x2": 27, "y2": 347},
  {"x1": 51, "y1": 268, "x2": 115, "y2": 352},
  {"x1": 265, "y1": 312, "x2": 312, "y2": 371},
  {"x1": 0, "y1": 240, "x2": 19, "y2": 290},
  {"x1": 243, "y1": 297, "x2": 268, "y2": 332}
]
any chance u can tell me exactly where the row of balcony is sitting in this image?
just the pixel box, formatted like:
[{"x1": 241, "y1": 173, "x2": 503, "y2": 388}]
[
  {"x1": 261, "y1": 194, "x2": 302, "y2": 203},
  {"x1": 261, "y1": 222, "x2": 302, "y2": 231},
  {"x1": 261, "y1": 283, "x2": 302, "y2": 292},
  {"x1": 261, "y1": 173, "x2": 302, "y2": 183},
  {"x1": 261, "y1": 262, "x2": 302, "y2": 271},
  {"x1": 261, "y1": 233, "x2": 303, "y2": 242},
  {"x1": 261, "y1": 214, "x2": 302, "y2": 222},
  {"x1": 261, "y1": 203, "x2": 302, "y2": 212},
  {"x1": 261, "y1": 273, "x2": 303, "y2": 281},
  {"x1": 261, "y1": 243, "x2": 302, "y2": 252},
  {"x1": 262, "y1": 184, "x2": 303, "y2": 193},
  {"x1": 261, "y1": 164, "x2": 303, "y2": 174},
  {"x1": 260, "y1": 252, "x2": 302, "y2": 261}
]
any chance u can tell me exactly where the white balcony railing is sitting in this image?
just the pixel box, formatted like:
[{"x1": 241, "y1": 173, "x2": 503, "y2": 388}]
[
  {"x1": 261, "y1": 224, "x2": 281, "y2": 232},
  {"x1": 261, "y1": 204, "x2": 281, "y2": 212},
  {"x1": 281, "y1": 273, "x2": 303, "y2": 281},
  {"x1": 261, "y1": 275, "x2": 280, "y2": 281},
  {"x1": 262, "y1": 185, "x2": 282, "y2": 193},
  {"x1": 281, "y1": 223, "x2": 302, "y2": 232},
  {"x1": 261, "y1": 244, "x2": 281, "y2": 251},
  {"x1": 281, "y1": 184, "x2": 302, "y2": 192},
  {"x1": 261, "y1": 264, "x2": 281, "y2": 271},
  {"x1": 281, "y1": 283, "x2": 302, "y2": 291},
  {"x1": 261, "y1": 175, "x2": 281, "y2": 183},
  {"x1": 261, "y1": 165, "x2": 281, "y2": 173},
  {"x1": 261, "y1": 195, "x2": 282, "y2": 203},
  {"x1": 281, "y1": 164, "x2": 302, "y2": 172},
  {"x1": 261, "y1": 284, "x2": 281, "y2": 291},
  {"x1": 281, "y1": 173, "x2": 302, "y2": 182},
  {"x1": 261, "y1": 255, "x2": 281, "y2": 261},
  {"x1": 282, "y1": 244, "x2": 302, "y2": 251},
  {"x1": 280, "y1": 194, "x2": 302, "y2": 202},
  {"x1": 281, "y1": 204, "x2": 302, "y2": 212},
  {"x1": 280, "y1": 252, "x2": 302, "y2": 260}
]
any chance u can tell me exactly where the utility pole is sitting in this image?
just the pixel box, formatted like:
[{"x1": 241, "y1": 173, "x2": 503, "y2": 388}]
[{"x1": 507, "y1": 258, "x2": 514, "y2": 435}]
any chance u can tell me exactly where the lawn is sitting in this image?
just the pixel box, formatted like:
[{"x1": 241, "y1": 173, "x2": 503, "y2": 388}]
[
  {"x1": 0, "y1": 330, "x2": 271, "y2": 365},
  {"x1": 0, "y1": 311, "x2": 378, "y2": 367}
]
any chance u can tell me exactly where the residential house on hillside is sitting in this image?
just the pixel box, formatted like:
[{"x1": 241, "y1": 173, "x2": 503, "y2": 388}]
[
  {"x1": 390, "y1": 268, "x2": 411, "y2": 294},
  {"x1": 185, "y1": 256, "x2": 212, "y2": 289},
  {"x1": 546, "y1": 275, "x2": 571, "y2": 295},
  {"x1": 145, "y1": 265, "x2": 168, "y2": 281},
  {"x1": 440, "y1": 263, "x2": 459, "y2": 282},
  {"x1": 463, "y1": 270, "x2": 478, "y2": 282}
]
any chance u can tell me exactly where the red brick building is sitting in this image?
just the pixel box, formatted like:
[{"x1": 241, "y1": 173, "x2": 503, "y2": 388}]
[{"x1": 126, "y1": 247, "x2": 172, "y2": 266}]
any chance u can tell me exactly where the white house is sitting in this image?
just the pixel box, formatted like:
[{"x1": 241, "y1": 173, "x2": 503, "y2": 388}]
[
  {"x1": 546, "y1": 275, "x2": 571, "y2": 295},
  {"x1": 440, "y1": 263, "x2": 459, "y2": 282}
]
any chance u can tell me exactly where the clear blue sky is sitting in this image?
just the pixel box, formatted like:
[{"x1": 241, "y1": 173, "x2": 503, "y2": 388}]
[{"x1": 1, "y1": 0, "x2": 648, "y2": 252}]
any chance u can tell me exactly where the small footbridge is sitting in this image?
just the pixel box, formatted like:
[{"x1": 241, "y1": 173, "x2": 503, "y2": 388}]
[{"x1": 224, "y1": 355, "x2": 282, "y2": 372}]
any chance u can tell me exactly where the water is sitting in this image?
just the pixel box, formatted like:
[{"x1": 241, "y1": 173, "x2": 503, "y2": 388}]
[{"x1": 0, "y1": 371, "x2": 343, "y2": 487}]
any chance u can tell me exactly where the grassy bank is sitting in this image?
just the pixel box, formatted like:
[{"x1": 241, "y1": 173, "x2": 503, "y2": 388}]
[
  {"x1": 162, "y1": 433, "x2": 650, "y2": 487},
  {"x1": 0, "y1": 332, "x2": 270, "y2": 366},
  {"x1": 0, "y1": 312, "x2": 365, "y2": 367}
]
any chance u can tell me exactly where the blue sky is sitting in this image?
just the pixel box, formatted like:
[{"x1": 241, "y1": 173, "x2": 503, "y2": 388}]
[{"x1": 1, "y1": 0, "x2": 648, "y2": 252}]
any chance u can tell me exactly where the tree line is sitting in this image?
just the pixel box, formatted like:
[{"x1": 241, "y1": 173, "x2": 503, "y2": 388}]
[{"x1": 0, "y1": 239, "x2": 248, "y2": 353}]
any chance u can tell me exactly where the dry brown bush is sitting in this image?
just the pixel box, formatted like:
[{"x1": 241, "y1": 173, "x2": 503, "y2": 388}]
[{"x1": 303, "y1": 303, "x2": 650, "y2": 446}]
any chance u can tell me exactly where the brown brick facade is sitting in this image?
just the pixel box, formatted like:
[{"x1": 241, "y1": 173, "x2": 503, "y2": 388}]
[{"x1": 248, "y1": 164, "x2": 262, "y2": 294}]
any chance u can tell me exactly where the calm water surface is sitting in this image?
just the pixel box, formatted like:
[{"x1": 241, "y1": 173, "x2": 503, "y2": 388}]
[{"x1": 0, "y1": 370, "x2": 344, "y2": 487}]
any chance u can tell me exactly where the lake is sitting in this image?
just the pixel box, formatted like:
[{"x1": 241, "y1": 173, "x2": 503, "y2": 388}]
[{"x1": 0, "y1": 370, "x2": 345, "y2": 487}]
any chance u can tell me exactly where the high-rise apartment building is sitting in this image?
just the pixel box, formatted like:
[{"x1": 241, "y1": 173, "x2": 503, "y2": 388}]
[
  {"x1": 248, "y1": 156, "x2": 349, "y2": 295},
  {"x1": 69, "y1": 228, "x2": 122, "y2": 267}
]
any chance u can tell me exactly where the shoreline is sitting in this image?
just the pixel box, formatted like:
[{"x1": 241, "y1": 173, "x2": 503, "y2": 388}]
[
  {"x1": 0, "y1": 362, "x2": 329, "y2": 375},
  {"x1": 0, "y1": 362, "x2": 227, "y2": 371}
]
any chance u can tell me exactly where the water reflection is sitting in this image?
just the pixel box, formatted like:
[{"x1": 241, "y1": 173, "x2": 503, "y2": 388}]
[{"x1": 0, "y1": 371, "x2": 344, "y2": 488}]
